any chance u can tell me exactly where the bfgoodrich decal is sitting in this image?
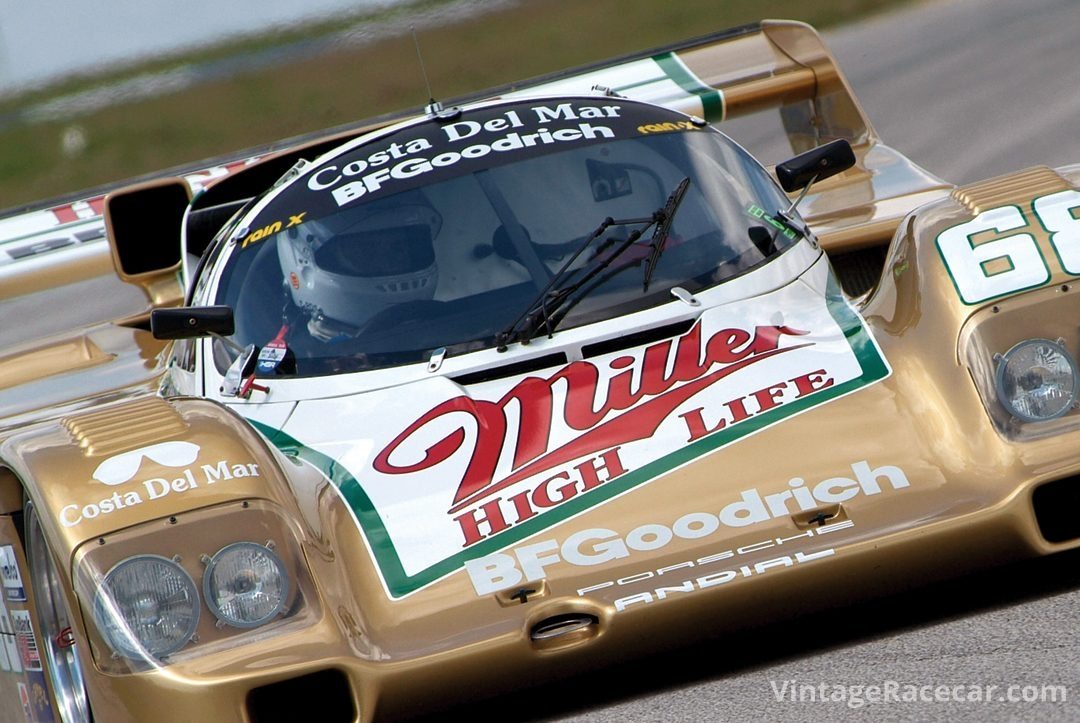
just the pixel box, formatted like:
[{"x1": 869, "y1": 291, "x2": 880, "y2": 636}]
[
  {"x1": 465, "y1": 460, "x2": 907, "y2": 595},
  {"x1": 259, "y1": 265, "x2": 891, "y2": 598}
]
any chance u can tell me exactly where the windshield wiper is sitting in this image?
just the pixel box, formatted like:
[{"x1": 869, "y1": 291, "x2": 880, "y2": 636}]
[
  {"x1": 496, "y1": 177, "x2": 691, "y2": 351},
  {"x1": 642, "y1": 177, "x2": 690, "y2": 293},
  {"x1": 496, "y1": 215, "x2": 653, "y2": 350}
]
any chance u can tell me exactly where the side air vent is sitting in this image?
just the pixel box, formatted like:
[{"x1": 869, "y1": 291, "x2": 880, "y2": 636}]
[
  {"x1": 451, "y1": 352, "x2": 568, "y2": 386},
  {"x1": 830, "y1": 245, "x2": 887, "y2": 298},
  {"x1": 582, "y1": 318, "x2": 695, "y2": 359},
  {"x1": 247, "y1": 669, "x2": 355, "y2": 723},
  {"x1": 952, "y1": 166, "x2": 1070, "y2": 216},
  {"x1": 530, "y1": 613, "x2": 598, "y2": 642},
  {"x1": 62, "y1": 397, "x2": 187, "y2": 457},
  {"x1": 527, "y1": 606, "x2": 604, "y2": 652},
  {"x1": 1032, "y1": 475, "x2": 1080, "y2": 543}
]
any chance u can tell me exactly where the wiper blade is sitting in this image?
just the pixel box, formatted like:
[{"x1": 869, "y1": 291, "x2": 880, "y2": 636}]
[
  {"x1": 496, "y1": 177, "x2": 692, "y2": 351},
  {"x1": 642, "y1": 177, "x2": 690, "y2": 292},
  {"x1": 497, "y1": 215, "x2": 655, "y2": 350}
]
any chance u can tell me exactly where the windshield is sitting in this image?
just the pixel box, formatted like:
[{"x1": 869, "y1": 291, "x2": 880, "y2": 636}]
[{"x1": 214, "y1": 99, "x2": 801, "y2": 376}]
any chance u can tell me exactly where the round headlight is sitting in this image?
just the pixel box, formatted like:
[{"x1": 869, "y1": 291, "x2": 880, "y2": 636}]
[
  {"x1": 995, "y1": 338, "x2": 1080, "y2": 422},
  {"x1": 203, "y1": 542, "x2": 289, "y2": 628},
  {"x1": 93, "y1": 555, "x2": 200, "y2": 659}
]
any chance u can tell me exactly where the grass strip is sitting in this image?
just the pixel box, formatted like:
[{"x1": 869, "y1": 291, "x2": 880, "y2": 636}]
[{"x1": 0, "y1": 0, "x2": 916, "y2": 210}]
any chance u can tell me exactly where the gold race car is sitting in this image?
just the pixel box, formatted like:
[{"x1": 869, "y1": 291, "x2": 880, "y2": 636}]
[{"x1": 1, "y1": 19, "x2": 1078, "y2": 723}]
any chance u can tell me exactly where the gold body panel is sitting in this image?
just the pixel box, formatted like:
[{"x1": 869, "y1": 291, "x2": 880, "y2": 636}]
[{"x1": 0, "y1": 20, "x2": 1077, "y2": 723}]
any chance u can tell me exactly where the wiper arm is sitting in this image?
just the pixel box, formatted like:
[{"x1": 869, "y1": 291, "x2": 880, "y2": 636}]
[
  {"x1": 642, "y1": 177, "x2": 690, "y2": 292},
  {"x1": 496, "y1": 177, "x2": 692, "y2": 351},
  {"x1": 497, "y1": 215, "x2": 655, "y2": 351}
]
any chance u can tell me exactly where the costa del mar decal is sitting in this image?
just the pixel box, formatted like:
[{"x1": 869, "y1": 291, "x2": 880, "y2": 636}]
[{"x1": 258, "y1": 269, "x2": 890, "y2": 598}]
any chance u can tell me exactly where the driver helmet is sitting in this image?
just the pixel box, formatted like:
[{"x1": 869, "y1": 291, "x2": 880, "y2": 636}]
[{"x1": 276, "y1": 190, "x2": 441, "y2": 340}]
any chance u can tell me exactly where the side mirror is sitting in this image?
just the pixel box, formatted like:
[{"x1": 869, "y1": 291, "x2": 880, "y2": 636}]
[
  {"x1": 150, "y1": 306, "x2": 235, "y2": 340},
  {"x1": 775, "y1": 139, "x2": 856, "y2": 193}
]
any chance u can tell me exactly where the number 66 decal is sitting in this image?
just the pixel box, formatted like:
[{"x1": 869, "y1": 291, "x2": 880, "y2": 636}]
[{"x1": 936, "y1": 189, "x2": 1080, "y2": 304}]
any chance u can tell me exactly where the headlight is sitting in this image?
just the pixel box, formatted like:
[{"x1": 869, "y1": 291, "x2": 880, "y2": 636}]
[
  {"x1": 203, "y1": 542, "x2": 289, "y2": 628},
  {"x1": 994, "y1": 338, "x2": 1080, "y2": 422},
  {"x1": 93, "y1": 555, "x2": 200, "y2": 659},
  {"x1": 75, "y1": 500, "x2": 316, "y2": 675}
]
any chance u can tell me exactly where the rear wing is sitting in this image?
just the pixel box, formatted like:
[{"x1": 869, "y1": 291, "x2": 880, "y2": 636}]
[
  {"x1": 501, "y1": 20, "x2": 877, "y2": 150},
  {"x1": 0, "y1": 20, "x2": 949, "y2": 320}
]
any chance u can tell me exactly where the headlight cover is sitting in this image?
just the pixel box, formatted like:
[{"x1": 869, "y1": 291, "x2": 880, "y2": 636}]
[
  {"x1": 203, "y1": 542, "x2": 289, "y2": 628},
  {"x1": 994, "y1": 338, "x2": 1080, "y2": 422},
  {"x1": 76, "y1": 499, "x2": 317, "y2": 675},
  {"x1": 93, "y1": 555, "x2": 200, "y2": 659}
]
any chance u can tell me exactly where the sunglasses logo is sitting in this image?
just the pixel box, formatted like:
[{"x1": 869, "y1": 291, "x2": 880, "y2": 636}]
[{"x1": 92, "y1": 441, "x2": 202, "y2": 486}]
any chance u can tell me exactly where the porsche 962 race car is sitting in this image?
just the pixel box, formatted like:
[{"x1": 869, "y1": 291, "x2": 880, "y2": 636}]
[{"x1": 0, "y1": 19, "x2": 1078, "y2": 723}]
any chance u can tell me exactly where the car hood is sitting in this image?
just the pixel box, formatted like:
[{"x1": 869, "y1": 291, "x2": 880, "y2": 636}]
[{"x1": 250, "y1": 253, "x2": 891, "y2": 599}]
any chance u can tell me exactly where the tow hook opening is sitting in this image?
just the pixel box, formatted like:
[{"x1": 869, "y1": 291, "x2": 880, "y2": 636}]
[
  {"x1": 529, "y1": 613, "x2": 599, "y2": 647},
  {"x1": 792, "y1": 503, "x2": 847, "y2": 529}
]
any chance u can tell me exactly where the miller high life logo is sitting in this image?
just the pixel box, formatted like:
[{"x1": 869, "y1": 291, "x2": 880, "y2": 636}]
[
  {"x1": 374, "y1": 323, "x2": 821, "y2": 547},
  {"x1": 256, "y1": 268, "x2": 891, "y2": 598}
]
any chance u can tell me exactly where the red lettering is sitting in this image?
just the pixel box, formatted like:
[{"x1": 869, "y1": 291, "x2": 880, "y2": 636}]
[
  {"x1": 449, "y1": 343, "x2": 805, "y2": 512},
  {"x1": 576, "y1": 447, "x2": 627, "y2": 491},
  {"x1": 751, "y1": 382, "x2": 789, "y2": 413},
  {"x1": 373, "y1": 396, "x2": 506, "y2": 505},
  {"x1": 638, "y1": 337, "x2": 682, "y2": 397},
  {"x1": 606, "y1": 356, "x2": 646, "y2": 411},
  {"x1": 531, "y1": 471, "x2": 576, "y2": 508},
  {"x1": 502, "y1": 376, "x2": 558, "y2": 470},
  {"x1": 679, "y1": 407, "x2": 726, "y2": 442},
  {"x1": 378, "y1": 322, "x2": 813, "y2": 516},
  {"x1": 791, "y1": 369, "x2": 834, "y2": 397},
  {"x1": 453, "y1": 498, "x2": 510, "y2": 546},
  {"x1": 679, "y1": 379, "x2": 797, "y2": 443},
  {"x1": 725, "y1": 395, "x2": 751, "y2": 424},
  {"x1": 508, "y1": 489, "x2": 537, "y2": 524},
  {"x1": 704, "y1": 328, "x2": 752, "y2": 363}
]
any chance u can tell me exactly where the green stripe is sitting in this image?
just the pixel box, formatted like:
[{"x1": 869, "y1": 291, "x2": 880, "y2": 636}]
[
  {"x1": 252, "y1": 268, "x2": 888, "y2": 598},
  {"x1": 653, "y1": 51, "x2": 724, "y2": 122},
  {"x1": 611, "y1": 75, "x2": 668, "y2": 94}
]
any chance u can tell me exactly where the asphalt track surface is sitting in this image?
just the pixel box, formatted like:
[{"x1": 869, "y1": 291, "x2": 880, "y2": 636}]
[{"x1": 419, "y1": 1, "x2": 1080, "y2": 721}]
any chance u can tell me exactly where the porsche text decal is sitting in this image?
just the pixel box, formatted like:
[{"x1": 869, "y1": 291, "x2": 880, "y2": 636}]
[{"x1": 583, "y1": 520, "x2": 853, "y2": 612}]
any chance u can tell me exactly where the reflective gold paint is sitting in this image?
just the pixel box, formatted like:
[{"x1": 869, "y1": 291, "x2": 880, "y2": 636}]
[{"x1": 0, "y1": 20, "x2": 1078, "y2": 723}]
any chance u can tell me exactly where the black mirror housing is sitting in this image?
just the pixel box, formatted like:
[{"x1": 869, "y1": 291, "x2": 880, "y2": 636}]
[
  {"x1": 151, "y1": 306, "x2": 235, "y2": 340},
  {"x1": 775, "y1": 139, "x2": 856, "y2": 193}
]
